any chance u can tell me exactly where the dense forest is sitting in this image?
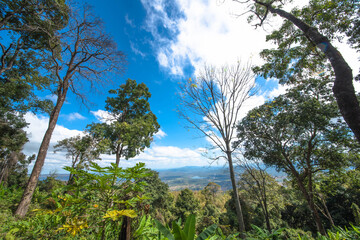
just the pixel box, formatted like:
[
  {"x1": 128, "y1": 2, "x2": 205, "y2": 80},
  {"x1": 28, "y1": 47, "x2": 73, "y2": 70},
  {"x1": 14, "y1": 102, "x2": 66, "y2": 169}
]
[{"x1": 1, "y1": 0, "x2": 360, "y2": 239}]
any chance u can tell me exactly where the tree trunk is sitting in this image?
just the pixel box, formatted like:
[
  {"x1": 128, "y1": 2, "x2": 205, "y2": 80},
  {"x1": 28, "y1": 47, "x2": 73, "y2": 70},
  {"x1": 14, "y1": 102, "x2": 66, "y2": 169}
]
[
  {"x1": 0, "y1": 152, "x2": 18, "y2": 185},
  {"x1": 262, "y1": 2, "x2": 360, "y2": 143},
  {"x1": 227, "y1": 152, "x2": 246, "y2": 238},
  {"x1": 318, "y1": 194, "x2": 335, "y2": 227},
  {"x1": 293, "y1": 174, "x2": 326, "y2": 235},
  {"x1": 68, "y1": 154, "x2": 80, "y2": 185},
  {"x1": 15, "y1": 92, "x2": 67, "y2": 218},
  {"x1": 115, "y1": 144, "x2": 123, "y2": 167},
  {"x1": 119, "y1": 216, "x2": 131, "y2": 240},
  {"x1": 309, "y1": 194, "x2": 326, "y2": 235}
]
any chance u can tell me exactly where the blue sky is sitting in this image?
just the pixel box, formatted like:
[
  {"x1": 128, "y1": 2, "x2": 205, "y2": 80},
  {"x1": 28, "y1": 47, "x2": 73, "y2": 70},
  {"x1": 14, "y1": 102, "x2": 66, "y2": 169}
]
[{"x1": 23, "y1": 0, "x2": 359, "y2": 174}]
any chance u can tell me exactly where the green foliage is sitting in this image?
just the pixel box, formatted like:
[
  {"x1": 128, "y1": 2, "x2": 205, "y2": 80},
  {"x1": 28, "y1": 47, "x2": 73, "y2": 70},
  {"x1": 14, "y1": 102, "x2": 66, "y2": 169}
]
[
  {"x1": 0, "y1": 110, "x2": 28, "y2": 186},
  {"x1": 58, "y1": 162, "x2": 151, "y2": 238},
  {"x1": 133, "y1": 215, "x2": 159, "y2": 240},
  {"x1": 279, "y1": 190, "x2": 316, "y2": 232},
  {"x1": 141, "y1": 170, "x2": 175, "y2": 223},
  {"x1": 0, "y1": 0, "x2": 69, "y2": 116},
  {"x1": 237, "y1": 79, "x2": 356, "y2": 173},
  {"x1": 220, "y1": 190, "x2": 251, "y2": 232},
  {"x1": 238, "y1": 167, "x2": 285, "y2": 231},
  {"x1": 54, "y1": 134, "x2": 105, "y2": 184},
  {"x1": 298, "y1": 225, "x2": 360, "y2": 240},
  {"x1": 87, "y1": 79, "x2": 160, "y2": 165},
  {"x1": 155, "y1": 214, "x2": 218, "y2": 240},
  {"x1": 236, "y1": 78, "x2": 359, "y2": 234},
  {"x1": 249, "y1": 0, "x2": 360, "y2": 84},
  {"x1": 175, "y1": 189, "x2": 200, "y2": 222},
  {"x1": 246, "y1": 225, "x2": 285, "y2": 240},
  {"x1": 1, "y1": 153, "x2": 34, "y2": 188},
  {"x1": 316, "y1": 170, "x2": 360, "y2": 227},
  {"x1": 37, "y1": 173, "x2": 65, "y2": 193},
  {"x1": 1, "y1": 162, "x2": 151, "y2": 239}
]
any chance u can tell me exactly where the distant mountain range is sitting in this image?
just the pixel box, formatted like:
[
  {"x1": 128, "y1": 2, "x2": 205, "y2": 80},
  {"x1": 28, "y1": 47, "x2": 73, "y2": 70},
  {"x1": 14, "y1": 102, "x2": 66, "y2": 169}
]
[{"x1": 39, "y1": 165, "x2": 286, "y2": 191}]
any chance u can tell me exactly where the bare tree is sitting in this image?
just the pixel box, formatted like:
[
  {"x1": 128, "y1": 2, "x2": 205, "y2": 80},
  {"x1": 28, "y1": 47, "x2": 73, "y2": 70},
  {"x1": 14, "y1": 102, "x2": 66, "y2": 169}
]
[
  {"x1": 15, "y1": 4, "x2": 126, "y2": 217},
  {"x1": 178, "y1": 62, "x2": 256, "y2": 237}
]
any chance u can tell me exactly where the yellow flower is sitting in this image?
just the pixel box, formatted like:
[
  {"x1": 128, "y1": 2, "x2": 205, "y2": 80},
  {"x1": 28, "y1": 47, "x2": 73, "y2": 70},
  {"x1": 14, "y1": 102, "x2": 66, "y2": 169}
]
[{"x1": 93, "y1": 204, "x2": 99, "y2": 208}]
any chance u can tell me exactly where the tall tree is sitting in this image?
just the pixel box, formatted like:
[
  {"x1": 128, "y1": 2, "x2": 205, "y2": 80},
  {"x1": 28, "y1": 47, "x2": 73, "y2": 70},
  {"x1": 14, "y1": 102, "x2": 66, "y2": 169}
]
[
  {"x1": 87, "y1": 79, "x2": 160, "y2": 167},
  {"x1": 178, "y1": 62, "x2": 256, "y2": 237},
  {"x1": 54, "y1": 134, "x2": 104, "y2": 183},
  {"x1": 15, "y1": 4, "x2": 126, "y2": 217},
  {"x1": 0, "y1": 0, "x2": 68, "y2": 183},
  {"x1": 236, "y1": 0, "x2": 360, "y2": 143},
  {"x1": 236, "y1": 78, "x2": 359, "y2": 235}
]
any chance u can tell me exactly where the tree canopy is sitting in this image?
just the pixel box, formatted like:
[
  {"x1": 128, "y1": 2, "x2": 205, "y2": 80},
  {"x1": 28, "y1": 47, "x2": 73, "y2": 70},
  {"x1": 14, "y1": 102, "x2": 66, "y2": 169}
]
[
  {"x1": 88, "y1": 79, "x2": 160, "y2": 166},
  {"x1": 238, "y1": 0, "x2": 360, "y2": 143},
  {"x1": 236, "y1": 77, "x2": 359, "y2": 234}
]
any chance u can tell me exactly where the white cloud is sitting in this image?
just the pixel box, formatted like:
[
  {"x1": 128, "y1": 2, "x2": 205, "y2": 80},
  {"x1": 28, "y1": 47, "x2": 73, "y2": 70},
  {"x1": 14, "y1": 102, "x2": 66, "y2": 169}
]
[
  {"x1": 130, "y1": 145, "x2": 217, "y2": 169},
  {"x1": 157, "y1": 52, "x2": 169, "y2": 67},
  {"x1": 23, "y1": 113, "x2": 215, "y2": 173},
  {"x1": 142, "y1": 0, "x2": 274, "y2": 77},
  {"x1": 130, "y1": 42, "x2": 146, "y2": 57},
  {"x1": 92, "y1": 145, "x2": 212, "y2": 170},
  {"x1": 44, "y1": 94, "x2": 70, "y2": 104},
  {"x1": 154, "y1": 129, "x2": 167, "y2": 139},
  {"x1": 23, "y1": 113, "x2": 84, "y2": 174},
  {"x1": 64, "y1": 112, "x2": 86, "y2": 121},
  {"x1": 125, "y1": 14, "x2": 135, "y2": 28},
  {"x1": 23, "y1": 113, "x2": 83, "y2": 148},
  {"x1": 142, "y1": 0, "x2": 359, "y2": 91},
  {"x1": 90, "y1": 109, "x2": 114, "y2": 124}
]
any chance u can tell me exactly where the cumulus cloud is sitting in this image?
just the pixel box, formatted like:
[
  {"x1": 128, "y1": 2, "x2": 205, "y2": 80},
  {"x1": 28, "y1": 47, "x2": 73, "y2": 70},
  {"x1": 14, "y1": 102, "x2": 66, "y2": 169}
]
[
  {"x1": 141, "y1": 0, "x2": 359, "y2": 91},
  {"x1": 23, "y1": 113, "x2": 84, "y2": 173},
  {"x1": 141, "y1": 0, "x2": 275, "y2": 77},
  {"x1": 90, "y1": 109, "x2": 114, "y2": 124},
  {"x1": 154, "y1": 129, "x2": 167, "y2": 139}
]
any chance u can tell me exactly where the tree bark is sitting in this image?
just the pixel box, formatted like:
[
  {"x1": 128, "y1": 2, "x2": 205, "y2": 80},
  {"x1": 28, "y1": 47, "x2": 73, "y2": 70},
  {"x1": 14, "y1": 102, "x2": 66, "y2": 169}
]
[
  {"x1": 119, "y1": 216, "x2": 131, "y2": 240},
  {"x1": 258, "y1": 1, "x2": 360, "y2": 143},
  {"x1": 0, "y1": 152, "x2": 18, "y2": 185},
  {"x1": 15, "y1": 91, "x2": 67, "y2": 218},
  {"x1": 227, "y1": 151, "x2": 246, "y2": 238}
]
